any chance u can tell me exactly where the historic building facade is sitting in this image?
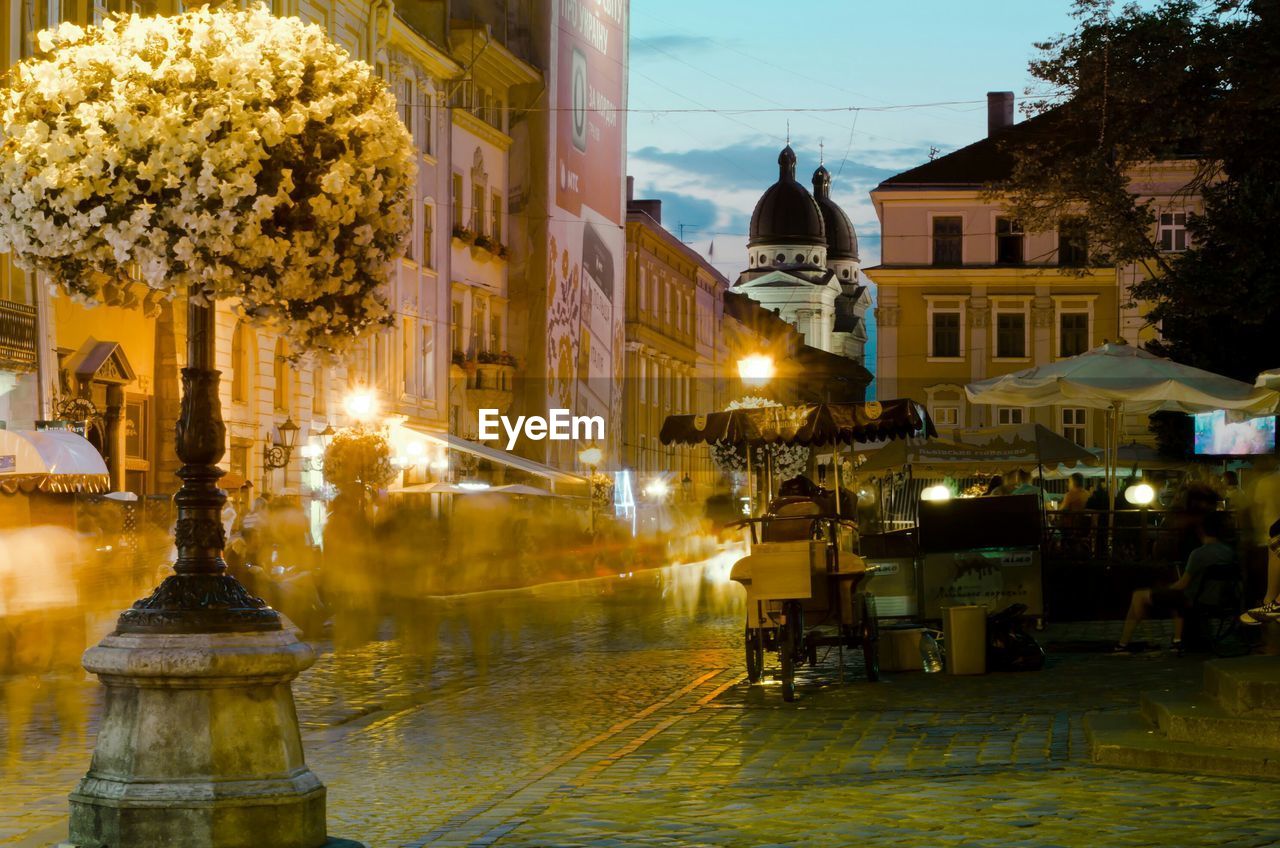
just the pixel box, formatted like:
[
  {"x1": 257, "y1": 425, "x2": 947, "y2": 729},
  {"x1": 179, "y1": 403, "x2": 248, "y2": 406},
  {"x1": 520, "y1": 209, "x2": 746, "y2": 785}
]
[
  {"x1": 734, "y1": 145, "x2": 872, "y2": 370},
  {"x1": 867, "y1": 92, "x2": 1200, "y2": 447},
  {"x1": 623, "y1": 182, "x2": 731, "y2": 503}
]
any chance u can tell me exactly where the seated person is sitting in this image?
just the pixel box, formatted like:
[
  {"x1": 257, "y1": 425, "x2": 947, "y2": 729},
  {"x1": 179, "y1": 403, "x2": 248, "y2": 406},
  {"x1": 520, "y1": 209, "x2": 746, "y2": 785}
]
[
  {"x1": 1114, "y1": 510, "x2": 1235, "y2": 654},
  {"x1": 1240, "y1": 517, "x2": 1280, "y2": 625}
]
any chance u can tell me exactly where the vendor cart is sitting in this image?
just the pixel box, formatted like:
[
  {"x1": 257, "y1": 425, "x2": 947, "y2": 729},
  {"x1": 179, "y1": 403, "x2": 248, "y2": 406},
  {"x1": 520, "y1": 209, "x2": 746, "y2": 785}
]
[
  {"x1": 730, "y1": 508, "x2": 881, "y2": 700},
  {"x1": 661, "y1": 400, "x2": 935, "y2": 700}
]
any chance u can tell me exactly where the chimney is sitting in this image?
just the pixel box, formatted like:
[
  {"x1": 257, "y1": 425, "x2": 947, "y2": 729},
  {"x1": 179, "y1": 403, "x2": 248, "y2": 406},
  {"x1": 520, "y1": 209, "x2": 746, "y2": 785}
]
[
  {"x1": 632, "y1": 199, "x2": 661, "y2": 225},
  {"x1": 987, "y1": 91, "x2": 1014, "y2": 136},
  {"x1": 626, "y1": 175, "x2": 634, "y2": 202}
]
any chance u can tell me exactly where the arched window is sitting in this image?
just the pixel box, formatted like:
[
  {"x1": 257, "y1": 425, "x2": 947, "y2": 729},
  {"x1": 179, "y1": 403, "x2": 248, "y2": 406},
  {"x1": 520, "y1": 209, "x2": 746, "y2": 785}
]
[
  {"x1": 273, "y1": 337, "x2": 293, "y2": 412},
  {"x1": 230, "y1": 321, "x2": 254, "y2": 404}
]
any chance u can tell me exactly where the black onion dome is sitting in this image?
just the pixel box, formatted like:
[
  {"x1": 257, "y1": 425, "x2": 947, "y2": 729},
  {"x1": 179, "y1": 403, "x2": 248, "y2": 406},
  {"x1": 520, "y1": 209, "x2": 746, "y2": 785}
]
[
  {"x1": 812, "y1": 165, "x2": 859, "y2": 261},
  {"x1": 748, "y1": 146, "x2": 826, "y2": 248}
]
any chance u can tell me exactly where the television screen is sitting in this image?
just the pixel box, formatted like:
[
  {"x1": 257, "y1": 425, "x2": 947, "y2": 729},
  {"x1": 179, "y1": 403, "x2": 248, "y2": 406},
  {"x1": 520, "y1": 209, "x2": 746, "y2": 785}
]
[{"x1": 1193, "y1": 410, "x2": 1277, "y2": 456}]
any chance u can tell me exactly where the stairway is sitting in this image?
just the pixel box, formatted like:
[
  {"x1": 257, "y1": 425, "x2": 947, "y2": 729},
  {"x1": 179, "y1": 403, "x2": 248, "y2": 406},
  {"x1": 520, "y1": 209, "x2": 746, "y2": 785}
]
[{"x1": 1085, "y1": 656, "x2": 1280, "y2": 779}]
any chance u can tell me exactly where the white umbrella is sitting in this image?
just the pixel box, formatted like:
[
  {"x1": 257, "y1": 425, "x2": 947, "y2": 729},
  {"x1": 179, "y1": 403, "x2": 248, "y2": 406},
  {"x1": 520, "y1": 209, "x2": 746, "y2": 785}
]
[{"x1": 966, "y1": 342, "x2": 1279, "y2": 508}]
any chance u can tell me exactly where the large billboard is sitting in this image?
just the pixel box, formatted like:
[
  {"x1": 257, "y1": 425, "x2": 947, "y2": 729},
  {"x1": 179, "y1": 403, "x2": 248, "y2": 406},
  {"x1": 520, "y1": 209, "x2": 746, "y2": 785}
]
[{"x1": 544, "y1": 0, "x2": 628, "y2": 467}]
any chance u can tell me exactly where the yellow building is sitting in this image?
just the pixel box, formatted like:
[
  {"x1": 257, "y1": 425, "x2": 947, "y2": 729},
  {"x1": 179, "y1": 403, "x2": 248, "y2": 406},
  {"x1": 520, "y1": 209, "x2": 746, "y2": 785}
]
[
  {"x1": 867, "y1": 93, "x2": 1200, "y2": 448},
  {"x1": 623, "y1": 184, "x2": 730, "y2": 502}
]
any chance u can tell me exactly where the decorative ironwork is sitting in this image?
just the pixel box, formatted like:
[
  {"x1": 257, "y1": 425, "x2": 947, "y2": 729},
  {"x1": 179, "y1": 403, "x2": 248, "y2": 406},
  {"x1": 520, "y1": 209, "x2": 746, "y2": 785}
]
[
  {"x1": 117, "y1": 295, "x2": 280, "y2": 634},
  {"x1": 0, "y1": 299, "x2": 37, "y2": 371},
  {"x1": 117, "y1": 574, "x2": 277, "y2": 633}
]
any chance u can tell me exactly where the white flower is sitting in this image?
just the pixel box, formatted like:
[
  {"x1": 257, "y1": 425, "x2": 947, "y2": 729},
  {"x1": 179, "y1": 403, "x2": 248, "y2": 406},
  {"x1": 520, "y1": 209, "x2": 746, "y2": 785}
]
[{"x1": 0, "y1": 4, "x2": 415, "y2": 358}]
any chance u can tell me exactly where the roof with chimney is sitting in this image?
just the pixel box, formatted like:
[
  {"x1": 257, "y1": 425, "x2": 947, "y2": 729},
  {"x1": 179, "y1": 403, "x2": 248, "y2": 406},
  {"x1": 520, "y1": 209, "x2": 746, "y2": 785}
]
[{"x1": 875, "y1": 93, "x2": 1060, "y2": 190}]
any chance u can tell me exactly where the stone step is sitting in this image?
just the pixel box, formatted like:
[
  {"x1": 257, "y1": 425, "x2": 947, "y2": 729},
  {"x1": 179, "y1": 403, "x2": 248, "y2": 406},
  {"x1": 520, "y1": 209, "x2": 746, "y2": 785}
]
[
  {"x1": 1204, "y1": 656, "x2": 1280, "y2": 717},
  {"x1": 1141, "y1": 692, "x2": 1280, "y2": 750},
  {"x1": 1085, "y1": 711, "x2": 1280, "y2": 780}
]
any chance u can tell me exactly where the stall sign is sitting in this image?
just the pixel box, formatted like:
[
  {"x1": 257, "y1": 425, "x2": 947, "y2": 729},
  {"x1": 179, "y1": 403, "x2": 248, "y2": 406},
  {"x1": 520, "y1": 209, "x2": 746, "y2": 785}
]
[
  {"x1": 921, "y1": 549, "x2": 1043, "y2": 619},
  {"x1": 0, "y1": 454, "x2": 14, "y2": 472}
]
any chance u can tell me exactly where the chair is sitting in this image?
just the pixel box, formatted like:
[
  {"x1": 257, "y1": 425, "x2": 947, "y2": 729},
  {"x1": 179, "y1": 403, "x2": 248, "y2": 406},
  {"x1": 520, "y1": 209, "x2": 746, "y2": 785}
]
[{"x1": 1184, "y1": 559, "x2": 1244, "y2": 655}]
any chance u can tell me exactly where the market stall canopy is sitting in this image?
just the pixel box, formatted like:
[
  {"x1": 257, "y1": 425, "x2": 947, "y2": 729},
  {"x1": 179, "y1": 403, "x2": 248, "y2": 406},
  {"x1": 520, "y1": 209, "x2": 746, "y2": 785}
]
[
  {"x1": 965, "y1": 343, "x2": 1279, "y2": 415},
  {"x1": 0, "y1": 429, "x2": 110, "y2": 494},
  {"x1": 1257, "y1": 368, "x2": 1280, "y2": 391},
  {"x1": 858, "y1": 424, "x2": 1096, "y2": 475},
  {"x1": 660, "y1": 400, "x2": 934, "y2": 447}
]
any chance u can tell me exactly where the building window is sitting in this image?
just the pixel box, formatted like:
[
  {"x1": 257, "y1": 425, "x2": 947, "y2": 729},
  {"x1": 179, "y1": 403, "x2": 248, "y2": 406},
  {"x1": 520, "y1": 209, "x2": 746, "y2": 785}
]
[
  {"x1": 420, "y1": 323, "x2": 435, "y2": 399},
  {"x1": 1058, "y1": 217, "x2": 1088, "y2": 267},
  {"x1": 471, "y1": 183, "x2": 485, "y2": 234},
  {"x1": 997, "y1": 407, "x2": 1025, "y2": 425},
  {"x1": 933, "y1": 406, "x2": 959, "y2": 426},
  {"x1": 313, "y1": 365, "x2": 327, "y2": 415},
  {"x1": 451, "y1": 300, "x2": 464, "y2": 354},
  {"x1": 1158, "y1": 211, "x2": 1188, "y2": 252},
  {"x1": 996, "y1": 217, "x2": 1024, "y2": 265},
  {"x1": 273, "y1": 337, "x2": 292, "y2": 411},
  {"x1": 423, "y1": 89, "x2": 434, "y2": 154},
  {"x1": 423, "y1": 203, "x2": 434, "y2": 269},
  {"x1": 1059, "y1": 312, "x2": 1089, "y2": 358},
  {"x1": 996, "y1": 312, "x2": 1026, "y2": 359},
  {"x1": 489, "y1": 312, "x2": 502, "y2": 353},
  {"x1": 230, "y1": 321, "x2": 253, "y2": 404},
  {"x1": 931, "y1": 311, "x2": 962, "y2": 359},
  {"x1": 452, "y1": 173, "x2": 464, "y2": 229},
  {"x1": 471, "y1": 303, "x2": 484, "y2": 352},
  {"x1": 402, "y1": 77, "x2": 414, "y2": 133},
  {"x1": 1062, "y1": 407, "x2": 1086, "y2": 446},
  {"x1": 490, "y1": 191, "x2": 502, "y2": 244},
  {"x1": 932, "y1": 216, "x2": 962, "y2": 265},
  {"x1": 0, "y1": 257, "x2": 29, "y2": 304},
  {"x1": 402, "y1": 318, "x2": 414, "y2": 395},
  {"x1": 229, "y1": 441, "x2": 250, "y2": 482}
]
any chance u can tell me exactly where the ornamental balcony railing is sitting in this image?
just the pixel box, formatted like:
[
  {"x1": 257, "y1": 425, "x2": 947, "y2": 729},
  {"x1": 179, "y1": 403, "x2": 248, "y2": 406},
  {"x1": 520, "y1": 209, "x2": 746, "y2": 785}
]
[{"x1": 0, "y1": 299, "x2": 37, "y2": 372}]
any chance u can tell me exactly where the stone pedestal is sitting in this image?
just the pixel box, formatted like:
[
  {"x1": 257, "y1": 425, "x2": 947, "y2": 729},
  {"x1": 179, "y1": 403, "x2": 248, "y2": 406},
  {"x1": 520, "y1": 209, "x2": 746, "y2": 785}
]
[{"x1": 64, "y1": 628, "x2": 348, "y2": 848}]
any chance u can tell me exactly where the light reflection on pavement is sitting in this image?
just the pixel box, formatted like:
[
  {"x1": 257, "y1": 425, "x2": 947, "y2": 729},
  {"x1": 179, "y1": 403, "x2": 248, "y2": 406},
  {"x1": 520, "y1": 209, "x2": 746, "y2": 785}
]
[{"x1": 3, "y1": 546, "x2": 1277, "y2": 847}]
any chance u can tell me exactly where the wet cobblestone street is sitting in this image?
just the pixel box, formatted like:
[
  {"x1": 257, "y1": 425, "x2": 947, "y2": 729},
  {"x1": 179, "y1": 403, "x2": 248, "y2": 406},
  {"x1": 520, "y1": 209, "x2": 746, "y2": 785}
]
[{"x1": 2, "y1": 562, "x2": 1277, "y2": 847}]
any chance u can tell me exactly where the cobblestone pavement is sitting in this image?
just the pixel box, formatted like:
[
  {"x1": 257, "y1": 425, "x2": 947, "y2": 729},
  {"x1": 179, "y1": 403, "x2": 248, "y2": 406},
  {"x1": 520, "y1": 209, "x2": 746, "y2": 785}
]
[{"x1": 2, "y1": 561, "x2": 1277, "y2": 847}]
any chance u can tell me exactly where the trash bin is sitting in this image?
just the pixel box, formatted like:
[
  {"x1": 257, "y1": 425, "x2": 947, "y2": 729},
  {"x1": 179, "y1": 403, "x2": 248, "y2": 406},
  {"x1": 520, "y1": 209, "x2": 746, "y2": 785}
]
[
  {"x1": 943, "y1": 605, "x2": 987, "y2": 675},
  {"x1": 878, "y1": 625, "x2": 925, "y2": 672}
]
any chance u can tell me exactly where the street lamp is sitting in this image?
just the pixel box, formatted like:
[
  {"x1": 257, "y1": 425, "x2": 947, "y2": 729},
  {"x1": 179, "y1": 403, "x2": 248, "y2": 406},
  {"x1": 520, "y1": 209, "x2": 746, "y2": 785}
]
[
  {"x1": 262, "y1": 416, "x2": 300, "y2": 470},
  {"x1": 1125, "y1": 482, "x2": 1156, "y2": 506},
  {"x1": 737, "y1": 353, "x2": 775, "y2": 388},
  {"x1": 317, "y1": 422, "x2": 336, "y2": 449},
  {"x1": 579, "y1": 446, "x2": 603, "y2": 534},
  {"x1": 644, "y1": 478, "x2": 670, "y2": 500},
  {"x1": 343, "y1": 388, "x2": 378, "y2": 426}
]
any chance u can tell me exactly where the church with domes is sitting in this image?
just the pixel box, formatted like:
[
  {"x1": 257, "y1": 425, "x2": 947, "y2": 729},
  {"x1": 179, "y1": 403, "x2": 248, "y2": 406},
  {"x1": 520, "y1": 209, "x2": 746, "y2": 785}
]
[{"x1": 735, "y1": 146, "x2": 872, "y2": 370}]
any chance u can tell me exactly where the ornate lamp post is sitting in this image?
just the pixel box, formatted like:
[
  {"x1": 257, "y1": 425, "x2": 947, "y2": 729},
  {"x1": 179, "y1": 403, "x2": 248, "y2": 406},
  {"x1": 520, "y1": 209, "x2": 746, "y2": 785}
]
[
  {"x1": 263, "y1": 415, "x2": 302, "y2": 472},
  {"x1": 0, "y1": 8, "x2": 417, "y2": 847}
]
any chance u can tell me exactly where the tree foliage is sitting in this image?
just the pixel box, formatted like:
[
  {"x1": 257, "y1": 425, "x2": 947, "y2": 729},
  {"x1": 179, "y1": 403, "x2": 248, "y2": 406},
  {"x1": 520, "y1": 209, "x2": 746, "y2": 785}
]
[{"x1": 999, "y1": 0, "x2": 1280, "y2": 381}]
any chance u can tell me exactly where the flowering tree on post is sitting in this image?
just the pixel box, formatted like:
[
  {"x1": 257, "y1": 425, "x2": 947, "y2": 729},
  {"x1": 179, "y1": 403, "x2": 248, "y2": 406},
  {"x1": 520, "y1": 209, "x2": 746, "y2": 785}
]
[{"x1": 0, "y1": 6, "x2": 415, "y2": 631}]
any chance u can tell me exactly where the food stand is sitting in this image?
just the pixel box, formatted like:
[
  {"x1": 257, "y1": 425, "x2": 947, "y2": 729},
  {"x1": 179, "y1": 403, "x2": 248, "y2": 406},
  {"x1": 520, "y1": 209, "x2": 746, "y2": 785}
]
[
  {"x1": 856, "y1": 424, "x2": 1094, "y2": 623},
  {"x1": 917, "y1": 494, "x2": 1044, "y2": 619}
]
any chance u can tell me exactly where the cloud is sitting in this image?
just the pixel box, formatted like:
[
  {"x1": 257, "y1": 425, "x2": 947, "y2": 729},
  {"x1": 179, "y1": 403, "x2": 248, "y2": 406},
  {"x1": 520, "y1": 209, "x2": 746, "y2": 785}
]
[
  {"x1": 628, "y1": 141, "x2": 928, "y2": 268},
  {"x1": 631, "y1": 34, "x2": 717, "y2": 56}
]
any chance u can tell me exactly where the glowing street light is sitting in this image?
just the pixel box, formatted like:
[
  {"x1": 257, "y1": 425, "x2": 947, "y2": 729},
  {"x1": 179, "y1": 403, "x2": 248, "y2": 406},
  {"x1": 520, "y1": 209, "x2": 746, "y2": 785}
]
[
  {"x1": 644, "y1": 478, "x2": 670, "y2": 500},
  {"x1": 578, "y1": 446, "x2": 603, "y2": 467},
  {"x1": 343, "y1": 389, "x2": 377, "y2": 424},
  {"x1": 921, "y1": 484, "x2": 952, "y2": 502},
  {"x1": 1125, "y1": 482, "x2": 1156, "y2": 506},
  {"x1": 737, "y1": 353, "x2": 776, "y2": 387}
]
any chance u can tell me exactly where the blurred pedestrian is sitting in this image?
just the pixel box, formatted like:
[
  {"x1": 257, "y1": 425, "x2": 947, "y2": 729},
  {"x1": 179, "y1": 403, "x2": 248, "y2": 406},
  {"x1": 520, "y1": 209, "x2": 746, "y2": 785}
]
[{"x1": 1240, "y1": 518, "x2": 1280, "y2": 625}]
